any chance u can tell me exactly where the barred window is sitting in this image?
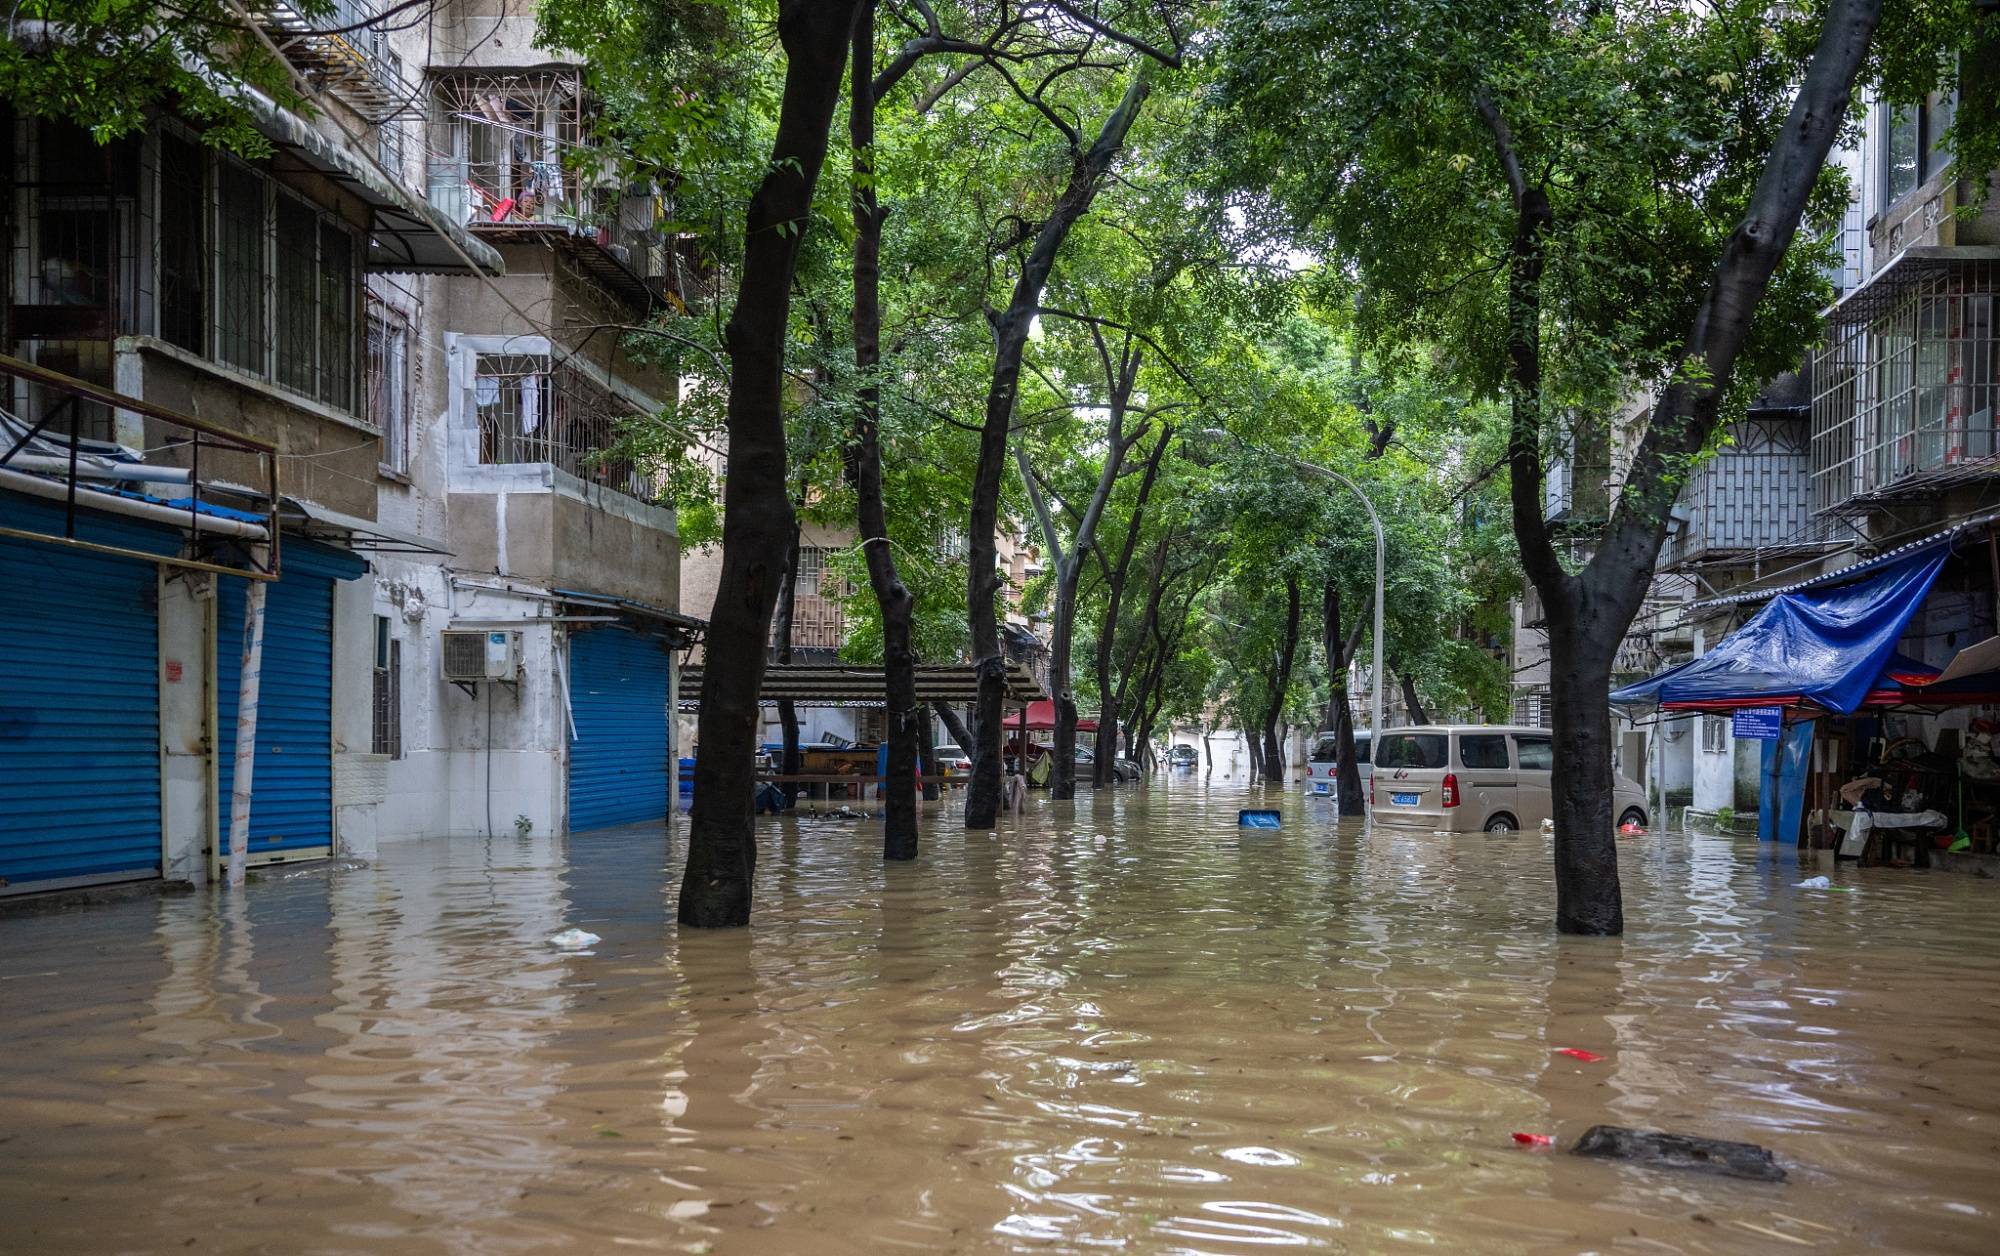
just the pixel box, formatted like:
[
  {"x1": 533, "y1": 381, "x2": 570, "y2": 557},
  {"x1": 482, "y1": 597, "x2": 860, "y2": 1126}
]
[
  {"x1": 472, "y1": 351, "x2": 652, "y2": 498},
  {"x1": 157, "y1": 132, "x2": 207, "y2": 354},
  {"x1": 367, "y1": 307, "x2": 411, "y2": 473},
  {"x1": 1701, "y1": 715, "x2": 1728, "y2": 753},
  {"x1": 215, "y1": 158, "x2": 269, "y2": 375},
  {"x1": 372, "y1": 616, "x2": 403, "y2": 758}
]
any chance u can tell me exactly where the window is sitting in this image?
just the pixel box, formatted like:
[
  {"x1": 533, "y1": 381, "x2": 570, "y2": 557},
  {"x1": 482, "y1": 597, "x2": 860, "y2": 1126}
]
[
  {"x1": 1883, "y1": 104, "x2": 1920, "y2": 209},
  {"x1": 367, "y1": 307, "x2": 410, "y2": 473},
  {"x1": 1310, "y1": 734, "x2": 1338, "y2": 764},
  {"x1": 203, "y1": 151, "x2": 360, "y2": 408},
  {"x1": 215, "y1": 158, "x2": 269, "y2": 375},
  {"x1": 371, "y1": 616, "x2": 402, "y2": 758},
  {"x1": 1879, "y1": 94, "x2": 1960, "y2": 214},
  {"x1": 1376, "y1": 733, "x2": 1447, "y2": 770},
  {"x1": 1459, "y1": 734, "x2": 1511, "y2": 770},
  {"x1": 157, "y1": 132, "x2": 207, "y2": 354},
  {"x1": 1702, "y1": 714, "x2": 1728, "y2": 753},
  {"x1": 1514, "y1": 735, "x2": 1553, "y2": 772},
  {"x1": 430, "y1": 72, "x2": 585, "y2": 226}
]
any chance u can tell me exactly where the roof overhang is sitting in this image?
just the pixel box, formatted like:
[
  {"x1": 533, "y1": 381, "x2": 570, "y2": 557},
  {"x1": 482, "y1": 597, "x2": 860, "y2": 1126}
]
[
  {"x1": 1690, "y1": 511, "x2": 2000, "y2": 609},
  {"x1": 555, "y1": 588, "x2": 705, "y2": 642},
  {"x1": 245, "y1": 94, "x2": 505, "y2": 277},
  {"x1": 1822, "y1": 246, "x2": 2000, "y2": 326},
  {"x1": 281, "y1": 495, "x2": 450, "y2": 555}
]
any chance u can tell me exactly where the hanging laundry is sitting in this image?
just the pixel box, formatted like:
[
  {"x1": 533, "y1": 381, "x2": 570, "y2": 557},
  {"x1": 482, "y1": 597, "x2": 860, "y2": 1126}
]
[{"x1": 521, "y1": 373, "x2": 541, "y2": 435}]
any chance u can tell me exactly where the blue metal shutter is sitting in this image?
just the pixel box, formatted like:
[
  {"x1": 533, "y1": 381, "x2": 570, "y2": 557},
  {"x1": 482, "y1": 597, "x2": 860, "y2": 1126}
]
[
  {"x1": 568, "y1": 626, "x2": 671, "y2": 831},
  {"x1": 215, "y1": 542, "x2": 362, "y2": 861},
  {"x1": 0, "y1": 532, "x2": 162, "y2": 893}
]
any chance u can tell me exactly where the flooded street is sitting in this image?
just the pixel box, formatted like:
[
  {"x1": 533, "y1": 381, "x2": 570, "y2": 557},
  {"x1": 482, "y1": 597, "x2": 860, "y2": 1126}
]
[{"x1": 4, "y1": 778, "x2": 1999, "y2": 1254}]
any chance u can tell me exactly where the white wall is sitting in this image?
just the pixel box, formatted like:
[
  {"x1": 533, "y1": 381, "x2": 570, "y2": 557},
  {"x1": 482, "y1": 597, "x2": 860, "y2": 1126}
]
[{"x1": 367, "y1": 566, "x2": 572, "y2": 842}]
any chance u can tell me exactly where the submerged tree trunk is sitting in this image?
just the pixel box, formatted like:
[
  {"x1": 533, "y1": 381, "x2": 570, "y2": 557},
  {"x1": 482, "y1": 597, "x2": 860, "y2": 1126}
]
[
  {"x1": 1260, "y1": 577, "x2": 1301, "y2": 783},
  {"x1": 1323, "y1": 579, "x2": 1366, "y2": 816},
  {"x1": 774, "y1": 514, "x2": 803, "y2": 807},
  {"x1": 965, "y1": 77, "x2": 1150, "y2": 829},
  {"x1": 680, "y1": 0, "x2": 861, "y2": 928},
  {"x1": 849, "y1": 5, "x2": 919, "y2": 859}
]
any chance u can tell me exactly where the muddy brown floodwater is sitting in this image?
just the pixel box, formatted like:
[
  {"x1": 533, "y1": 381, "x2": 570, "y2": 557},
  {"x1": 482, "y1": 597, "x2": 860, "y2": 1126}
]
[{"x1": 4, "y1": 777, "x2": 1999, "y2": 1254}]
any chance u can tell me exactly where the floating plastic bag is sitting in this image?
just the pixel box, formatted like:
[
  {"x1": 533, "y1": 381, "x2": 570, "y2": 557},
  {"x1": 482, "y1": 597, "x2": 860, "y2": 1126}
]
[
  {"x1": 548, "y1": 928, "x2": 601, "y2": 950},
  {"x1": 1793, "y1": 875, "x2": 1830, "y2": 890}
]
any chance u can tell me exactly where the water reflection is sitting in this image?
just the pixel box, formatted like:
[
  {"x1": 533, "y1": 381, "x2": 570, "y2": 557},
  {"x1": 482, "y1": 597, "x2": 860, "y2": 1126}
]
[{"x1": 3, "y1": 779, "x2": 2000, "y2": 1252}]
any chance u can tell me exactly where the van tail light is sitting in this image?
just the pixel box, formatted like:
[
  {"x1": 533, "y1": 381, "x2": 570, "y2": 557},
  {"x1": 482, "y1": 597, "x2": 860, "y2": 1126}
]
[
  {"x1": 1369, "y1": 777, "x2": 1376, "y2": 807},
  {"x1": 1441, "y1": 773, "x2": 1460, "y2": 808}
]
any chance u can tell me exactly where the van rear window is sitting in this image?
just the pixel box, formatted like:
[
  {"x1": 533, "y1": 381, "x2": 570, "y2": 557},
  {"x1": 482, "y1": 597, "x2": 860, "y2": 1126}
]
[
  {"x1": 1375, "y1": 733, "x2": 1447, "y2": 770},
  {"x1": 1310, "y1": 736, "x2": 1339, "y2": 763}
]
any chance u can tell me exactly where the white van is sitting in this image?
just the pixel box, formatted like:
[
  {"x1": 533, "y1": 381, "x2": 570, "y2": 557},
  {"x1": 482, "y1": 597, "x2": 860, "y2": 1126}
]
[
  {"x1": 1369, "y1": 725, "x2": 1648, "y2": 833},
  {"x1": 1305, "y1": 729, "x2": 1370, "y2": 799}
]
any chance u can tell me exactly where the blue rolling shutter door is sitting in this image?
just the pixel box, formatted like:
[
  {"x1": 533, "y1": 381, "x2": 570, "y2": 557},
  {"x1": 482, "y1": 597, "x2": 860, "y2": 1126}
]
[
  {"x1": 568, "y1": 627, "x2": 671, "y2": 831},
  {"x1": 216, "y1": 542, "x2": 363, "y2": 861},
  {"x1": 0, "y1": 535, "x2": 162, "y2": 892}
]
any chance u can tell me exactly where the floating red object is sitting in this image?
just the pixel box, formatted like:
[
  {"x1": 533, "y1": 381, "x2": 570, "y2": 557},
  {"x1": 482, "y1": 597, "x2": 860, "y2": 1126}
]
[
  {"x1": 1557, "y1": 1048, "x2": 1605, "y2": 1062},
  {"x1": 1511, "y1": 1132, "x2": 1554, "y2": 1147}
]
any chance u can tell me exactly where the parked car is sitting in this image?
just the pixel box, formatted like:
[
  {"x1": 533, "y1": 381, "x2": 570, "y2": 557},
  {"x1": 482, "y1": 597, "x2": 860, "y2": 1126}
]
[
  {"x1": 934, "y1": 743, "x2": 974, "y2": 775},
  {"x1": 1168, "y1": 744, "x2": 1199, "y2": 769},
  {"x1": 1305, "y1": 729, "x2": 1372, "y2": 798},
  {"x1": 1073, "y1": 743, "x2": 1143, "y2": 782},
  {"x1": 1369, "y1": 725, "x2": 1648, "y2": 833}
]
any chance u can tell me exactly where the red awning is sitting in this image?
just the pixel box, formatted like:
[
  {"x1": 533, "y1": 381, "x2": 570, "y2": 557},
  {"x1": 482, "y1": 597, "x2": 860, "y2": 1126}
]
[{"x1": 1020, "y1": 699, "x2": 1098, "y2": 732}]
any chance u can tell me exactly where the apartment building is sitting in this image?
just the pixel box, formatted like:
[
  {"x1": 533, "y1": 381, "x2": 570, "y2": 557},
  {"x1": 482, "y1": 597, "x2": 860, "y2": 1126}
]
[
  {"x1": 0, "y1": 0, "x2": 693, "y2": 898},
  {"x1": 1639, "y1": 78, "x2": 2000, "y2": 820}
]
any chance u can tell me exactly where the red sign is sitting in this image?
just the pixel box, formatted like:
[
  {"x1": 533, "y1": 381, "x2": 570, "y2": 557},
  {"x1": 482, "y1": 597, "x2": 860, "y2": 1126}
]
[{"x1": 164, "y1": 661, "x2": 183, "y2": 683}]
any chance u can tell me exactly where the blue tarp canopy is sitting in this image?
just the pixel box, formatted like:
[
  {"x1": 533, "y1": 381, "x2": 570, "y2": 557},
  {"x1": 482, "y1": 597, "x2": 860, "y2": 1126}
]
[{"x1": 1612, "y1": 547, "x2": 1949, "y2": 715}]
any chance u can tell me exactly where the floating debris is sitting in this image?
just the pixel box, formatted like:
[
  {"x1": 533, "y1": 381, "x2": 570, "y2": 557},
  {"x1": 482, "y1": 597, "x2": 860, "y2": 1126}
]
[
  {"x1": 547, "y1": 929, "x2": 601, "y2": 951},
  {"x1": 1570, "y1": 1124, "x2": 1786, "y2": 1182}
]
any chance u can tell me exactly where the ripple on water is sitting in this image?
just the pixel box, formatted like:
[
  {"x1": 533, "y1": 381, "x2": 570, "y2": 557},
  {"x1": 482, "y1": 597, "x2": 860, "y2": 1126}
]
[{"x1": 3, "y1": 780, "x2": 2000, "y2": 1254}]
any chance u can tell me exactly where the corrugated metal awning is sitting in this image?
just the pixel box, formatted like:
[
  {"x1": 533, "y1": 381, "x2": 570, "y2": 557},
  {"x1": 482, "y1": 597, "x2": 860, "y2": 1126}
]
[
  {"x1": 677, "y1": 661, "x2": 1047, "y2": 710},
  {"x1": 1690, "y1": 511, "x2": 2000, "y2": 608},
  {"x1": 246, "y1": 95, "x2": 504, "y2": 277}
]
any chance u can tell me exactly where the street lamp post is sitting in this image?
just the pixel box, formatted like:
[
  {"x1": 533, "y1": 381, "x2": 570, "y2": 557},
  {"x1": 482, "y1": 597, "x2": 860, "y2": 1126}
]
[{"x1": 1296, "y1": 462, "x2": 1385, "y2": 751}]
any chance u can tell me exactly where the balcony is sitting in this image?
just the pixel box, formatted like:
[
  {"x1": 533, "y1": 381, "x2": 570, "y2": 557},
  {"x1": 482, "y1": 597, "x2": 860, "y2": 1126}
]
[
  {"x1": 472, "y1": 353, "x2": 654, "y2": 501},
  {"x1": 249, "y1": 1, "x2": 417, "y2": 123},
  {"x1": 1663, "y1": 414, "x2": 1836, "y2": 568},
  {"x1": 1810, "y1": 252, "x2": 2000, "y2": 514},
  {"x1": 426, "y1": 73, "x2": 676, "y2": 309}
]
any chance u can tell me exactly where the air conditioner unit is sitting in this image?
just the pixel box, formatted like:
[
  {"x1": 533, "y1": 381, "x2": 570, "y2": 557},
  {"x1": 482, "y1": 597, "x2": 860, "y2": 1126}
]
[{"x1": 442, "y1": 629, "x2": 521, "y2": 682}]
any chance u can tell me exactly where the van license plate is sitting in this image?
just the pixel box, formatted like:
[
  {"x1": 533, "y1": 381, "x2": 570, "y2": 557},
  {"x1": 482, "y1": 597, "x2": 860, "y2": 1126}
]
[
  {"x1": 1313, "y1": 783, "x2": 1329, "y2": 795},
  {"x1": 1391, "y1": 792, "x2": 1420, "y2": 806}
]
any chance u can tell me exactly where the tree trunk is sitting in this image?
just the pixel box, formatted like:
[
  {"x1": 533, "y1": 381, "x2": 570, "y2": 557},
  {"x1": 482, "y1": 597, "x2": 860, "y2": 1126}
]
[
  {"x1": 965, "y1": 76, "x2": 1150, "y2": 829},
  {"x1": 932, "y1": 700, "x2": 974, "y2": 759},
  {"x1": 1399, "y1": 670, "x2": 1430, "y2": 726},
  {"x1": 1477, "y1": 0, "x2": 1879, "y2": 935},
  {"x1": 1323, "y1": 579, "x2": 1365, "y2": 816},
  {"x1": 1202, "y1": 727, "x2": 1213, "y2": 774},
  {"x1": 774, "y1": 513, "x2": 803, "y2": 807},
  {"x1": 1091, "y1": 427, "x2": 1170, "y2": 785},
  {"x1": 916, "y1": 711, "x2": 939, "y2": 801},
  {"x1": 849, "y1": 4, "x2": 919, "y2": 859},
  {"x1": 1547, "y1": 614, "x2": 1622, "y2": 934},
  {"x1": 1246, "y1": 732, "x2": 1263, "y2": 779},
  {"x1": 1260, "y1": 577, "x2": 1301, "y2": 783},
  {"x1": 680, "y1": 0, "x2": 860, "y2": 928}
]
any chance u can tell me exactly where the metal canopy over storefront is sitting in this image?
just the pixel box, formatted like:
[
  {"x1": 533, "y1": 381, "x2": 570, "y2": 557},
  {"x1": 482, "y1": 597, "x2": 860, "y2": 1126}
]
[{"x1": 676, "y1": 662, "x2": 1046, "y2": 711}]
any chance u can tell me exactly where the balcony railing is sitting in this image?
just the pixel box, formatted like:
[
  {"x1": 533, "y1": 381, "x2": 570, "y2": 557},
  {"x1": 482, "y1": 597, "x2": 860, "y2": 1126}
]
[
  {"x1": 427, "y1": 73, "x2": 674, "y2": 304},
  {"x1": 472, "y1": 353, "x2": 655, "y2": 500},
  {"x1": 1810, "y1": 258, "x2": 2000, "y2": 513}
]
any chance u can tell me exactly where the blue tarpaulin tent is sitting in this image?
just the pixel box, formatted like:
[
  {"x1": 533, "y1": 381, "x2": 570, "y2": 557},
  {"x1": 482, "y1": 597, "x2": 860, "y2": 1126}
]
[{"x1": 1611, "y1": 547, "x2": 1949, "y2": 716}]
